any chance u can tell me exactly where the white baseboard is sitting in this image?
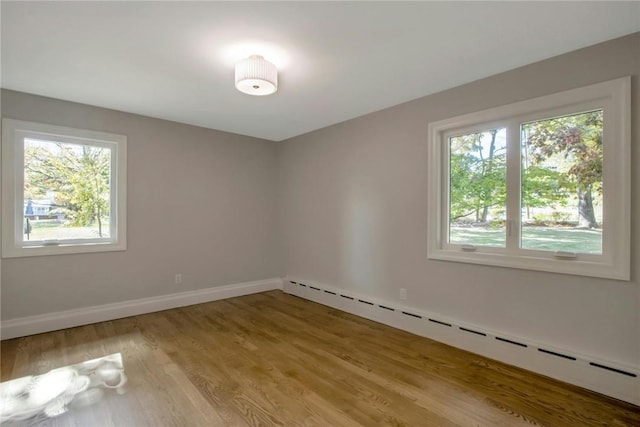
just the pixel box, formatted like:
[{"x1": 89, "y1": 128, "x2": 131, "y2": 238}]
[
  {"x1": 283, "y1": 277, "x2": 640, "y2": 406},
  {"x1": 1, "y1": 278, "x2": 283, "y2": 340}
]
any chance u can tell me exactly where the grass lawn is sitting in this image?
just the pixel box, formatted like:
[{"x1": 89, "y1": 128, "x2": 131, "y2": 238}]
[
  {"x1": 450, "y1": 225, "x2": 602, "y2": 254},
  {"x1": 25, "y1": 219, "x2": 108, "y2": 240}
]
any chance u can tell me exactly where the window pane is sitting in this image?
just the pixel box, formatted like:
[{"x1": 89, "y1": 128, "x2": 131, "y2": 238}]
[
  {"x1": 23, "y1": 138, "x2": 112, "y2": 242},
  {"x1": 520, "y1": 110, "x2": 603, "y2": 254},
  {"x1": 449, "y1": 128, "x2": 507, "y2": 247}
]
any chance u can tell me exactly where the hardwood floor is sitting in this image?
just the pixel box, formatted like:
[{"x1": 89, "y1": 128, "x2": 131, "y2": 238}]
[{"x1": 1, "y1": 290, "x2": 639, "y2": 426}]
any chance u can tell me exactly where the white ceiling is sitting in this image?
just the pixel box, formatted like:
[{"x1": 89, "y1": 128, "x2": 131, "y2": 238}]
[{"x1": 2, "y1": 2, "x2": 639, "y2": 141}]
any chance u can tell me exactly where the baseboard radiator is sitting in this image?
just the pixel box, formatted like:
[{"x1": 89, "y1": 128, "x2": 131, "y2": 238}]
[{"x1": 283, "y1": 277, "x2": 639, "y2": 406}]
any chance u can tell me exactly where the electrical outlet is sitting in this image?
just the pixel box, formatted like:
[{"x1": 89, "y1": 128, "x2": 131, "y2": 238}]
[
  {"x1": 400, "y1": 288, "x2": 407, "y2": 300},
  {"x1": 175, "y1": 274, "x2": 183, "y2": 285}
]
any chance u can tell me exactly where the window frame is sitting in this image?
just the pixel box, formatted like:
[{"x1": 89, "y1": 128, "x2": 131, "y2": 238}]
[
  {"x1": 427, "y1": 77, "x2": 630, "y2": 280},
  {"x1": 2, "y1": 119, "x2": 127, "y2": 258}
]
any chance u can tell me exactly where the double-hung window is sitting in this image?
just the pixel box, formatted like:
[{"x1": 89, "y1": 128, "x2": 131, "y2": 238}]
[
  {"x1": 2, "y1": 119, "x2": 127, "y2": 257},
  {"x1": 427, "y1": 77, "x2": 630, "y2": 280}
]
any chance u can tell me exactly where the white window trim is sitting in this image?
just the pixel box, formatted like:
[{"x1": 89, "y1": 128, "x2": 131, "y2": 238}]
[
  {"x1": 427, "y1": 77, "x2": 630, "y2": 280},
  {"x1": 2, "y1": 119, "x2": 127, "y2": 258}
]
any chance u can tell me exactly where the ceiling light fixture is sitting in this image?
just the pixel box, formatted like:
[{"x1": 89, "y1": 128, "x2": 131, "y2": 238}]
[{"x1": 234, "y1": 55, "x2": 278, "y2": 96}]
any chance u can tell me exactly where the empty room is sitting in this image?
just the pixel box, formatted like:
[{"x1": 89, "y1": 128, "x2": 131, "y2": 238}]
[{"x1": 1, "y1": 2, "x2": 639, "y2": 426}]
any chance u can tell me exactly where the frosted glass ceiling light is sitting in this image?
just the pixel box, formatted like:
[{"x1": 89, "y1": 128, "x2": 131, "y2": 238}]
[{"x1": 235, "y1": 55, "x2": 278, "y2": 96}]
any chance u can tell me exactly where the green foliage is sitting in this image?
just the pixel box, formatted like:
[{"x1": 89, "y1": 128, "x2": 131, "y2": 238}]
[
  {"x1": 24, "y1": 142, "x2": 110, "y2": 237},
  {"x1": 523, "y1": 110, "x2": 603, "y2": 228},
  {"x1": 449, "y1": 129, "x2": 506, "y2": 222},
  {"x1": 524, "y1": 110, "x2": 603, "y2": 192},
  {"x1": 521, "y1": 165, "x2": 572, "y2": 208},
  {"x1": 449, "y1": 111, "x2": 604, "y2": 229}
]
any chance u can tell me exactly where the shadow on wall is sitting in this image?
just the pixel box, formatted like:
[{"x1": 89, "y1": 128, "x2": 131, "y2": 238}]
[{"x1": 342, "y1": 183, "x2": 388, "y2": 292}]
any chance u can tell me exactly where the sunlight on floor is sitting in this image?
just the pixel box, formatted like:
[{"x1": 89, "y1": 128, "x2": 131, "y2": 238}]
[{"x1": 0, "y1": 353, "x2": 127, "y2": 424}]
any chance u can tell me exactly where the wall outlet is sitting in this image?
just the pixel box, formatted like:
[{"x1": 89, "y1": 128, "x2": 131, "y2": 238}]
[
  {"x1": 400, "y1": 288, "x2": 407, "y2": 300},
  {"x1": 174, "y1": 274, "x2": 183, "y2": 285}
]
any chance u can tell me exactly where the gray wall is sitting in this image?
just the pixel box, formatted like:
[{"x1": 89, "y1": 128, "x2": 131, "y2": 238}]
[
  {"x1": 279, "y1": 33, "x2": 640, "y2": 368},
  {"x1": 1, "y1": 90, "x2": 282, "y2": 319}
]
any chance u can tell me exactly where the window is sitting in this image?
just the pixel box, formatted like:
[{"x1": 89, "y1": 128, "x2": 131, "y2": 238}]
[
  {"x1": 2, "y1": 119, "x2": 127, "y2": 257},
  {"x1": 427, "y1": 77, "x2": 630, "y2": 280}
]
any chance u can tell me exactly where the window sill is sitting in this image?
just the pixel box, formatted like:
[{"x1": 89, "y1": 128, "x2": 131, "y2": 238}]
[
  {"x1": 427, "y1": 248, "x2": 629, "y2": 281},
  {"x1": 2, "y1": 241, "x2": 127, "y2": 258}
]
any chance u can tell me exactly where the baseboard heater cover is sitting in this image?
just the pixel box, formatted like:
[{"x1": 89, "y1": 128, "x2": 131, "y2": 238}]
[{"x1": 283, "y1": 277, "x2": 639, "y2": 406}]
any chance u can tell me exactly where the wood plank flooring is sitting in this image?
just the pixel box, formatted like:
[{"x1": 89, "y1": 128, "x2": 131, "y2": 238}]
[{"x1": 1, "y1": 290, "x2": 639, "y2": 426}]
